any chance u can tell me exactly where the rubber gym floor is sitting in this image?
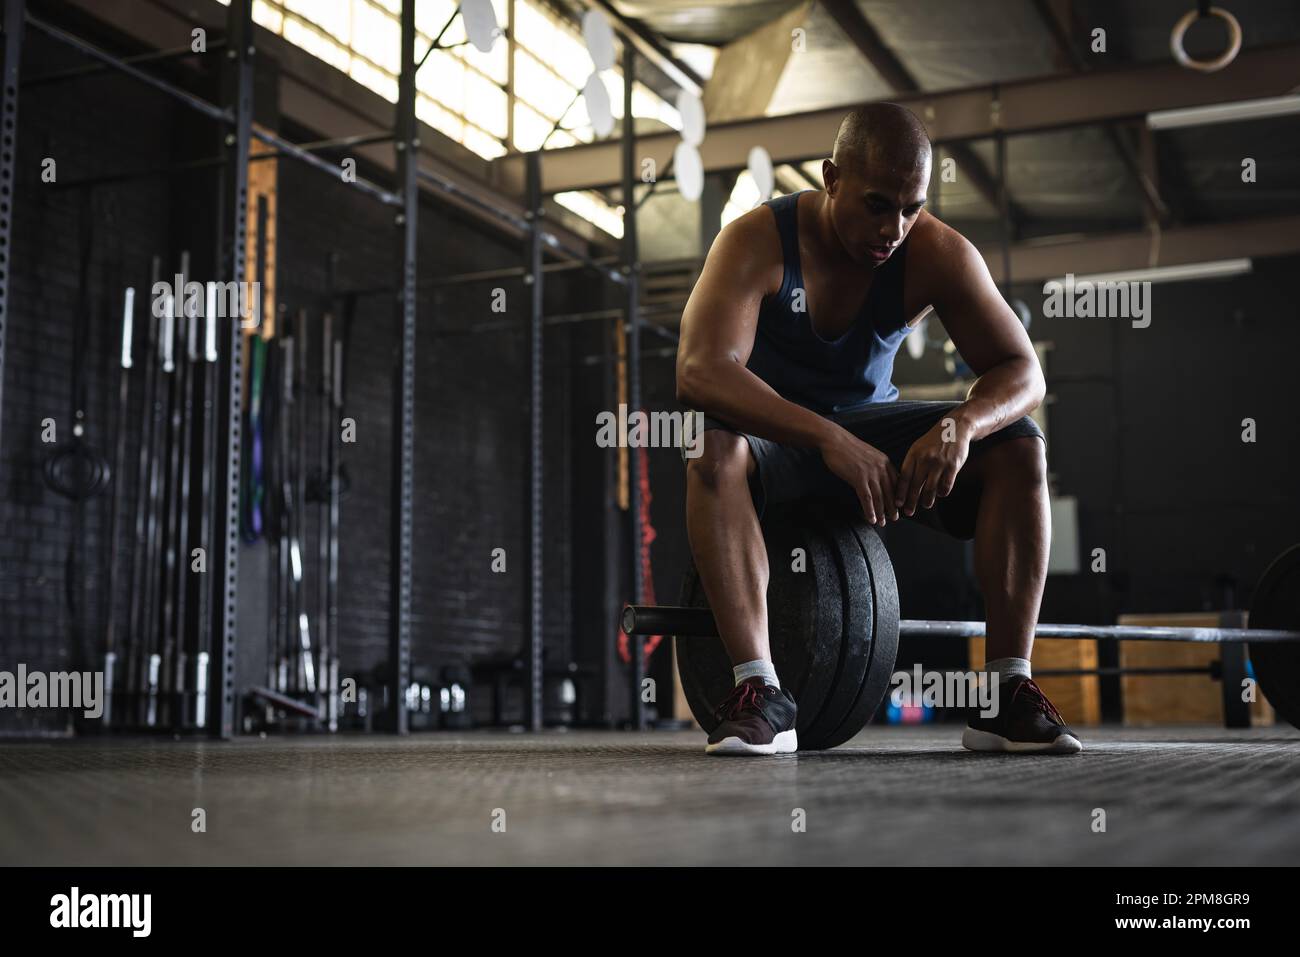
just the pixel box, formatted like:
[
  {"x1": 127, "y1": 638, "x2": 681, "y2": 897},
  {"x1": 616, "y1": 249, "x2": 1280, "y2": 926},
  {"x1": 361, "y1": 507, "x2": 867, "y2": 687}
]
[{"x1": 2, "y1": 726, "x2": 1297, "y2": 866}]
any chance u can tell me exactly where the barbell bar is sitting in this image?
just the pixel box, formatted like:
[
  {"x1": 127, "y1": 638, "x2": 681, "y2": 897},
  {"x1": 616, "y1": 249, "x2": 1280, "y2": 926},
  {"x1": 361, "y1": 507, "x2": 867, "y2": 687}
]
[
  {"x1": 650, "y1": 505, "x2": 1300, "y2": 748},
  {"x1": 620, "y1": 605, "x2": 1300, "y2": 645}
]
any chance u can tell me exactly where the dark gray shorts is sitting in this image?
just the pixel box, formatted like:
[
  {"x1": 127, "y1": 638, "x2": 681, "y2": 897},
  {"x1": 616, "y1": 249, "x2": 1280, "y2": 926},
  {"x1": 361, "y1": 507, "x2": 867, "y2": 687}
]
[{"x1": 686, "y1": 400, "x2": 1044, "y2": 540}]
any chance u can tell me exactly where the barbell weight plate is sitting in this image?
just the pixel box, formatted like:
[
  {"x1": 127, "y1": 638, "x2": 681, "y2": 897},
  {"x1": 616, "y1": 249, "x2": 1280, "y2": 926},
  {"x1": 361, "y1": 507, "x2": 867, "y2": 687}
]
[
  {"x1": 674, "y1": 562, "x2": 723, "y2": 733},
  {"x1": 818, "y1": 520, "x2": 901, "y2": 749},
  {"x1": 772, "y1": 505, "x2": 848, "y2": 740},
  {"x1": 1247, "y1": 543, "x2": 1300, "y2": 730},
  {"x1": 798, "y1": 510, "x2": 874, "y2": 749}
]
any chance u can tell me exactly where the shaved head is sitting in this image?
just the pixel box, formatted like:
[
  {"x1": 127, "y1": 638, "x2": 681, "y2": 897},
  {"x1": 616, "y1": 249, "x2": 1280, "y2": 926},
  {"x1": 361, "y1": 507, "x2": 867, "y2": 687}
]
[
  {"x1": 832, "y1": 102, "x2": 931, "y2": 174},
  {"x1": 820, "y1": 103, "x2": 931, "y2": 267}
]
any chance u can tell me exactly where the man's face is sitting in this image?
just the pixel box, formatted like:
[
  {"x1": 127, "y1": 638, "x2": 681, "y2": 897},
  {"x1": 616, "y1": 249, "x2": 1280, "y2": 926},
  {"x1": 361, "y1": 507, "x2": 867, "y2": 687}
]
[{"x1": 823, "y1": 156, "x2": 929, "y2": 267}]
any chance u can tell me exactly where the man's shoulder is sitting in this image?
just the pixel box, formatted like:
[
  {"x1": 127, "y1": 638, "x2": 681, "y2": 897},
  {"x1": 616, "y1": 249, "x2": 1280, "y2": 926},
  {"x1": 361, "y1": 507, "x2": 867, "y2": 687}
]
[
  {"x1": 906, "y1": 213, "x2": 984, "y2": 288},
  {"x1": 899, "y1": 213, "x2": 989, "y2": 318},
  {"x1": 907, "y1": 210, "x2": 971, "y2": 263},
  {"x1": 718, "y1": 201, "x2": 780, "y2": 248},
  {"x1": 704, "y1": 202, "x2": 785, "y2": 292}
]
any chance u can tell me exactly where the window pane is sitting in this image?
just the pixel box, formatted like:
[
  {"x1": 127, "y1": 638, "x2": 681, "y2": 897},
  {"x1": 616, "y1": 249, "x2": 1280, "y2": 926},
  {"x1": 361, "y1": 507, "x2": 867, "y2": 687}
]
[
  {"x1": 465, "y1": 70, "x2": 508, "y2": 139},
  {"x1": 252, "y1": 1, "x2": 283, "y2": 32},
  {"x1": 286, "y1": 0, "x2": 350, "y2": 44},
  {"x1": 352, "y1": 1, "x2": 400, "y2": 72},
  {"x1": 349, "y1": 56, "x2": 397, "y2": 102},
  {"x1": 722, "y1": 172, "x2": 762, "y2": 228},
  {"x1": 423, "y1": 52, "x2": 466, "y2": 114},
  {"x1": 284, "y1": 17, "x2": 352, "y2": 75},
  {"x1": 459, "y1": 30, "x2": 509, "y2": 85},
  {"x1": 514, "y1": 2, "x2": 555, "y2": 54},
  {"x1": 416, "y1": 0, "x2": 458, "y2": 37},
  {"x1": 417, "y1": 95, "x2": 464, "y2": 142},
  {"x1": 554, "y1": 191, "x2": 623, "y2": 239},
  {"x1": 514, "y1": 49, "x2": 576, "y2": 121},
  {"x1": 545, "y1": 23, "x2": 592, "y2": 88},
  {"x1": 516, "y1": 1, "x2": 589, "y2": 87},
  {"x1": 562, "y1": 94, "x2": 595, "y2": 142},
  {"x1": 462, "y1": 126, "x2": 507, "y2": 160},
  {"x1": 512, "y1": 101, "x2": 553, "y2": 152}
]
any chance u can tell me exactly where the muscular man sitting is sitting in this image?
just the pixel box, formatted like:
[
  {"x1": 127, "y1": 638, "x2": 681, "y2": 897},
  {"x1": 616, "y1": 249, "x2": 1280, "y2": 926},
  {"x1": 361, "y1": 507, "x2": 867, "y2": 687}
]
[{"x1": 675, "y1": 103, "x2": 1081, "y2": 757}]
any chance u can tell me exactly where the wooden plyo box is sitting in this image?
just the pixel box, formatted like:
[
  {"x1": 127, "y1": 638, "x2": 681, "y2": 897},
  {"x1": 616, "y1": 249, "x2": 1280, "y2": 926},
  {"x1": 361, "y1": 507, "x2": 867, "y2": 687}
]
[
  {"x1": 1118, "y1": 613, "x2": 1274, "y2": 726},
  {"x1": 969, "y1": 635, "x2": 1102, "y2": 725}
]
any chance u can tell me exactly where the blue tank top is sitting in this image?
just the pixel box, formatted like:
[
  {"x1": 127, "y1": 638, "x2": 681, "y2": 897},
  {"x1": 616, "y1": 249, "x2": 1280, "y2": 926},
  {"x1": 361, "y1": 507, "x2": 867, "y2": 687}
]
[{"x1": 746, "y1": 191, "x2": 911, "y2": 415}]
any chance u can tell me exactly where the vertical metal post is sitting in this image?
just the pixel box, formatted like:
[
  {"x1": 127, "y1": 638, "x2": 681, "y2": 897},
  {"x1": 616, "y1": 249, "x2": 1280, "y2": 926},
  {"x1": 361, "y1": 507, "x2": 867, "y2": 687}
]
[
  {"x1": 599, "y1": 312, "x2": 620, "y2": 727},
  {"x1": 1217, "y1": 610, "x2": 1251, "y2": 728},
  {"x1": 389, "y1": 0, "x2": 418, "y2": 734},
  {"x1": 506, "y1": 0, "x2": 517, "y2": 151},
  {"x1": 0, "y1": 0, "x2": 24, "y2": 457},
  {"x1": 210, "y1": 0, "x2": 252, "y2": 739},
  {"x1": 621, "y1": 43, "x2": 645, "y2": 730},
  {"x1": 525, "y1": 151, "x2": 544, "y2": 731}
]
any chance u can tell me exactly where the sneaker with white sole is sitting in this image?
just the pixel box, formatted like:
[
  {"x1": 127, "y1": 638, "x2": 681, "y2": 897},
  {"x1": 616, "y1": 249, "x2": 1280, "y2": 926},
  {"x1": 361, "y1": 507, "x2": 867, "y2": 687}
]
[
  {"x1": 705, "y1": 677, "x2": 798, "y2": 755},
  {"x1": 962, "y1": 675, "x2": 1084, "y2": 754}
]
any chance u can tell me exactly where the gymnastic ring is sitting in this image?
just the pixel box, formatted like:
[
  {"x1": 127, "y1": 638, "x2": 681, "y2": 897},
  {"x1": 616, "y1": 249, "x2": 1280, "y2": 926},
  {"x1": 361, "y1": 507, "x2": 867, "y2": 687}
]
[{"x1": 1170, "y1": 6, "x2": 1242, "y2": 73}]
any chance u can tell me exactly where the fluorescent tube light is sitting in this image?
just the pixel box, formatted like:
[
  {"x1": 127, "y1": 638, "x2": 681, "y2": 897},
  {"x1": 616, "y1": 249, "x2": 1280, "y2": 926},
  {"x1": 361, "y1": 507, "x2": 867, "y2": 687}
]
[{"x1": 1147, "y1": 95, "x2": 1300, "y2": 130}]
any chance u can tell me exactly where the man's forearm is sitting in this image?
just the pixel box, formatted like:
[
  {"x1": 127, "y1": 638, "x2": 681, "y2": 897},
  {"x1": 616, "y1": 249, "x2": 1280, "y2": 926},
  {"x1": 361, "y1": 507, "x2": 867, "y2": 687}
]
[
  {"x1": 680, "y1": 360, "x2": 839, "y2": 450},
  {"x1": 950, "y1": 357, "x2": 1045, "y2": 442}
]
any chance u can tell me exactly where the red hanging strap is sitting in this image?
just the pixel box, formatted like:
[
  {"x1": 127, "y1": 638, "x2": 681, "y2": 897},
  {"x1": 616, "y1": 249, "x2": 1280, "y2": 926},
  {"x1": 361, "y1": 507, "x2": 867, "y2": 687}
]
[{"x1": 617, "y1": 434, "x2": 663, "y2": 666}]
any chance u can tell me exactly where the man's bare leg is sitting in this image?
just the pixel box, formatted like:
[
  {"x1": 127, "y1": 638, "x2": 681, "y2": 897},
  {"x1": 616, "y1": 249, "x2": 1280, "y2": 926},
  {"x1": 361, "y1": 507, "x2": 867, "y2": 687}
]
[
  {"x1": 961, "y1": 435, "x2": 1080, "y2": 752},
  {"x1": 968, "y1": 436, "x2": 1051, "y2": 662},
  {"x1": 684, "y1": 431, "x2": 769, "y2": 665}
]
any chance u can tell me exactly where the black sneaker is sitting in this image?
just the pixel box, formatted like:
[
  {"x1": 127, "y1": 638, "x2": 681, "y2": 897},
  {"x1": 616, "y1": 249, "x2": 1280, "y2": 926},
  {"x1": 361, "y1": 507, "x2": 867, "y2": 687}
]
[
  {"x1": 705, "y1": 677, "x2": 798, "y2": 755},
  {"x1": 962, "y1": 675, "x2": 1083, "y2": 754}
]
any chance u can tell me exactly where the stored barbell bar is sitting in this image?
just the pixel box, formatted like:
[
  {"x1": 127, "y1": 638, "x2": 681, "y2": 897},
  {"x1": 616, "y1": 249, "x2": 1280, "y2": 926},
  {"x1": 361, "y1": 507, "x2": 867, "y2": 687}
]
[{"x1": 620, "y1": 605, "x2": 1300, "y2": 645}]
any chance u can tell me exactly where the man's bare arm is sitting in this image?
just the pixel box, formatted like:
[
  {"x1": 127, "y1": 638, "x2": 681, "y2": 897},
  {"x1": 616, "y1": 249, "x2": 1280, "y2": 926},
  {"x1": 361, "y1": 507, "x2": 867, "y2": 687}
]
[
  {"x1": 675, "y1": 210, "x2": 838, "y2": 450},
  {"x1": 929, "y1": 228, "x2": 1046, "y2": 440},
  {"x1": 892, "y1": 226, "x2": 1046, "y2": 515}
]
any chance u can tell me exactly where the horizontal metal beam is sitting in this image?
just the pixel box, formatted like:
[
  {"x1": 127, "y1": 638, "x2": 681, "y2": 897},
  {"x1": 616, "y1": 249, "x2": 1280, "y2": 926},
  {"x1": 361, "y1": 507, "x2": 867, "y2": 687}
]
[
  {"x1": 579, "y1": 215, "x2": 1300, "y2": 329},
  {"x1": 50, "y1": 155, "x2": 227, "y2": 190},
  {"x1": 29, "y1": 14, "x2": 404, "y2": 205},
  {"x1": 22, "y1": 39, "x2": 224, "y2": 87},
  {"x1": 280, "y1": 130, "x2": 394, "y2": 153},
  {"x1": 499, "y1": 41, "x2": 1300, "y2": 194},
  {"x1": 429, "y1": 255, "x2": 618, "y2": 288},
  {"x1": 989, "y1": 214, "x2": 1300, "y2": 282},
  {"x1": 414, "y1": 167, "x2": 626, "y2": 284},
  {"x1": 249, "y1": 127, "x2": 402, "y2": 206},
  {"x1": 28, "y1": 14, "x2": 230, "y2": 123},
  {"x1": 621, "y1": 605, "x2": 1300, "y2": 644}
]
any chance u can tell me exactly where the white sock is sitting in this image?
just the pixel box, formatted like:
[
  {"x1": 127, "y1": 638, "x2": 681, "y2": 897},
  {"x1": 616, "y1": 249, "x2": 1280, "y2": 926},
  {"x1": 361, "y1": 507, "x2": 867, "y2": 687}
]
[
  {"x1": 733, "y1": 659, "x2": 780, "y2": 689},
  {"x1": 983, "y1": 656, "x2": 1031, "y2": 684}
]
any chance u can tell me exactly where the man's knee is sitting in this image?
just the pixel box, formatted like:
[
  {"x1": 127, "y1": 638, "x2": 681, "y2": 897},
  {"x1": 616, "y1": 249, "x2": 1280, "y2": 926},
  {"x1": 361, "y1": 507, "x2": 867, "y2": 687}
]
[
  {"x1": 981, "y1": 435, "x2": 1047, "y2": 487},
  {"x1": 686, "y1": 430, "x2": 754, "y2": 492}
]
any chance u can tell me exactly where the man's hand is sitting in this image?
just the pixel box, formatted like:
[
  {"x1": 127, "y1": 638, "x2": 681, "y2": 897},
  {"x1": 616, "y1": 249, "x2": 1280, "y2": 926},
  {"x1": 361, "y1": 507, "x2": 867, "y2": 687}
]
[
  {"x1": 895, "y1": 415, "x2": 971, "y2": 516},
  {"x1": 819, "y1": 425, "x2": 899, "y2": 527}
]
